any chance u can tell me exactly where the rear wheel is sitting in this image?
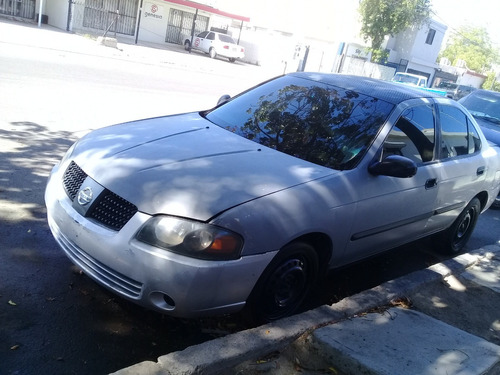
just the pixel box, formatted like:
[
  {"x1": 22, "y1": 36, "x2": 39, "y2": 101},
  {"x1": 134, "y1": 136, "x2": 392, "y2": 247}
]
[
  {"x1": 437, "y1": 197, "x2": 480, "y2": 255},
  {"x1": 228, "y1": 57, "x2": 236, "y2": 63},
  {"x1": 209, "y1": 48, "x2": 217, "y2": 59},
  {"x1": 246, "y1": 242, "x2": 319, "y2": 323}
]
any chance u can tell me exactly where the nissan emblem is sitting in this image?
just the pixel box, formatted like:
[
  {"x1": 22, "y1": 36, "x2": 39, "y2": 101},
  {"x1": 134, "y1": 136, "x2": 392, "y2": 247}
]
[{"x1": 77, "y1": 187, "x2": 93, "y2": 206}]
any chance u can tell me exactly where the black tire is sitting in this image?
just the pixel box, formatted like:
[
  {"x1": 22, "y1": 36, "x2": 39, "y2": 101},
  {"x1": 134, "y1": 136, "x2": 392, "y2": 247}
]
[
  {"x1": 437, "y1": 197, "x2": 481, "y2": 255},
  {"x1": 245, "y1": 242, "x2": 319, "y2": 323},
  {"x1": 228, "y1": 57, "x2": 236, "y2": 63},
  {"x1": 184, "y1": 40, "x2": 190, "y2": 51},
  {"x1": 209, "y1": 48, "x2": 217, "y2": 59}
]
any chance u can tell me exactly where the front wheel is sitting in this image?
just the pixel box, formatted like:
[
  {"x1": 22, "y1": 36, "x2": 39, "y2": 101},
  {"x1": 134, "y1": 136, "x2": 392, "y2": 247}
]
[
  {"x1": 437, "y1": 197, "x2": 481, "y2": 255},
  {"x1": 184, "y1": 40, "x2": 190, "y2": 51},
  {"x1": 245, "y1": 242, "x2": 319, "y2": 323},
  {"x1": 209, "y1": 48, "x2": 217, "y2": 59}
]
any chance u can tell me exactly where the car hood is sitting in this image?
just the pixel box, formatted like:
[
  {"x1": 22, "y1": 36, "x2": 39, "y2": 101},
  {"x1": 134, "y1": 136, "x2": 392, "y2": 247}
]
[{"x1": 71, "y1": 113, "x2": 335, "y2": 221}]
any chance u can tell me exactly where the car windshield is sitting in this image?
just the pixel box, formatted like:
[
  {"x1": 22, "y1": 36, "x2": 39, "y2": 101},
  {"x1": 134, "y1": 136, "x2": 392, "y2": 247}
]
[
  {"x1": 438, "y1": 82, "x2": 458, "y2": 90},
  {"x1": 392, "y1": 73, "x2": 420, "y2": 85},
  {"x1": 205, "y1": 75, "x2": 394, "y2": 170},
  {"x1": 461, "y1": 91, "x2": 500, "y2": 126}
]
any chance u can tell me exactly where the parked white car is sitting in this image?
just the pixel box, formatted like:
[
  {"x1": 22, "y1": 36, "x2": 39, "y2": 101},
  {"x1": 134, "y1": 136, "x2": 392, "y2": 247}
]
[
  {"x1": 45, "y1": 73, "x2": 500, "y2": 323},
  {"x1": 184, "y1": 31, "x2": 244, "y2": 62}
]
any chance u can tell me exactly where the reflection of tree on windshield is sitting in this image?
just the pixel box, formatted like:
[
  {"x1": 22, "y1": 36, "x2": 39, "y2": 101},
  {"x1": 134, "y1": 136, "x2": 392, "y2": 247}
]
[{"x1": 232, "y1": 84, "x2": 390, "y2": 170}]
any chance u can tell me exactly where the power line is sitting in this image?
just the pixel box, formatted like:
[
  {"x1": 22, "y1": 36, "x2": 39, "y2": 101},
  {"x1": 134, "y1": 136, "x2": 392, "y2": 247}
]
[{"x1": 430, "y1": 8, "x2": 499, "y2": 48}]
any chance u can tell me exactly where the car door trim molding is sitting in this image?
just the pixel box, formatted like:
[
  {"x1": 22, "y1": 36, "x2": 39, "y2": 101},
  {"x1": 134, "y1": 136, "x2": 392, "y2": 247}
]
[
  {"x1": 351, "y1": 200, "x2": 466, "y2": 242},
  {"x1": 433, "y1": 201, "x2": 465, "y2": 215},
  {"x1": 351, "y1": 212, "x2": 434, "y2": 241}
]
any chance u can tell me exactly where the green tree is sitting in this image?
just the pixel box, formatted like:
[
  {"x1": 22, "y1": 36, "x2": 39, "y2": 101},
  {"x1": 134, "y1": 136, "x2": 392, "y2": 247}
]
[
  {"x1": 359, "y1": 0, "x2": 431, "y2": 62},
  {"x1": 482, "y1": 72, "x2": 500, "y2": 91},
  {"x1": 440, "y1": 26, "x2": 498, "y2": 73}
]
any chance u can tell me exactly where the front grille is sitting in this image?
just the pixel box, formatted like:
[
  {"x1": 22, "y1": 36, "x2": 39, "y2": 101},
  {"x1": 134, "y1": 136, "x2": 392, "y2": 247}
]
[
  {"x1": 88, "y1": 190, "x2": 138, "y2": 231},
  {"x1": 62, "y1": 161, "x2": 138, "y2": 231},
  {"x1": 63, "y1": 161, "x2": 87, "y2": 200}
]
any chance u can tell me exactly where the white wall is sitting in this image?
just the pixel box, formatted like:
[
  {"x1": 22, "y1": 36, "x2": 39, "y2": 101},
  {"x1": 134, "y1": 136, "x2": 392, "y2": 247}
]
[
  {"x1": 459, "y1": 73, "x2": 486, "y2": 88},
  {"x1": 341, "y1": 56, "x2": 396, "y2": 81},
  {"x1": 36, "y1": 0, "x2": 68, "y2": 30},
  {"x1": 138, "y1": 1, "x2": 169, "y2": 44},
  {"x1": 410, "y1": 20, "x2": 446, "y2": 64}
]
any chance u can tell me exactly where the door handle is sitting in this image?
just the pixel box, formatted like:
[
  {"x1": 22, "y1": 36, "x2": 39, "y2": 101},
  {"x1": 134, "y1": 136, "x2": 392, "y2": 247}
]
[
  {"x1": 477, "y1": 166, "x2": 485, "y2": 176},
  {"x1": 425, "y1": 178, "x2": 437, "y2": 189}
]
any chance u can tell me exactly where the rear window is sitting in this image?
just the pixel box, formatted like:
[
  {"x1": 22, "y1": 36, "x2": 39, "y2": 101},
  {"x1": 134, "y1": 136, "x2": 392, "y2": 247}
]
[
  {"x1": 218, "y1": 34, "x2": 236, "y2": 44},
  {"x1": 206, "y1": 76, "x2": 394, "y2": 170}
]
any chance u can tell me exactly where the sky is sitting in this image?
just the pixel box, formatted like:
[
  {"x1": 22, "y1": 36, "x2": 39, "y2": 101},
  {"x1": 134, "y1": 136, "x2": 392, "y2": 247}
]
[
  {"x1": 431, "y1": 0, "x2": 500, "y2": 47},
  {"x1": 211, "y1": 0, "x2": 500, "y2": 49}
]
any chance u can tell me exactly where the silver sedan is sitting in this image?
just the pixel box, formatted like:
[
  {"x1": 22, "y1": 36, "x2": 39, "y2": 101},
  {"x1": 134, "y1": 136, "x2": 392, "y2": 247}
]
[{"x1": 45, "y1": 73, "x2": 500, "y2": 322}]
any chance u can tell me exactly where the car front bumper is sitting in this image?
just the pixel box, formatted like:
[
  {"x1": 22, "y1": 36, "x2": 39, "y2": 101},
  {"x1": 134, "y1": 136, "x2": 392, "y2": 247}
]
[{"x1": 45, "y1": 163, "x2": 275, "y2": 318}]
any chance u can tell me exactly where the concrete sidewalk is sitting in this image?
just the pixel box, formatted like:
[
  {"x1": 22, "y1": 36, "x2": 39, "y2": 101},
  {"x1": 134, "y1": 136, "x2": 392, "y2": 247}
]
[
  {"x1": 0, "y1": 16, "x2": 279, "y2": 81},
  {"x1": 112, "y1": 245, "x2": 500, "y2": 375}
]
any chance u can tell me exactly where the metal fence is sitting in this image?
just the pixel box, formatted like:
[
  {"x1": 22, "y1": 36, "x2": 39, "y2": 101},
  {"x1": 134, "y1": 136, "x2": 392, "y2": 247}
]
[
  {"x1": 77, "y1": 0, "x2": 137, "y2": 36},
  {"x1": 165, "y1": 8, "x2": 208, "y2": 45},
  {"x1": 0, "y1": 0, "x2": 35, "y2": 19}
]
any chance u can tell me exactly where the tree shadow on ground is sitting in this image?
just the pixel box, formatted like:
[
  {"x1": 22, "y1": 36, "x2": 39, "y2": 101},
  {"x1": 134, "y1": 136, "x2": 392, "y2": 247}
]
[
  {"x1": 0, "y1": 121, "x2": 245, "y2": 374},
  {"x1": 0, "y1": 121, "x2": 74, "y2": 211}
]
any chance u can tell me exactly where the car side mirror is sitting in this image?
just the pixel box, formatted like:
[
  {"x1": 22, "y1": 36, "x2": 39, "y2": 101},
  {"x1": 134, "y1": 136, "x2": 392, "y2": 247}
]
[
  {"x1": 368, "y1": 155, "x2": 417, "y2": 178},
  {"x1": 217, "y1": 94, "x2": 231, "y2": 106}
]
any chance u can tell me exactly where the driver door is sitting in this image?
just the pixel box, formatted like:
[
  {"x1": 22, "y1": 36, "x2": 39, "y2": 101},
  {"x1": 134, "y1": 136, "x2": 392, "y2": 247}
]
[{"x1": 343, "y1": 103, "x2": 441, "y2": 263}]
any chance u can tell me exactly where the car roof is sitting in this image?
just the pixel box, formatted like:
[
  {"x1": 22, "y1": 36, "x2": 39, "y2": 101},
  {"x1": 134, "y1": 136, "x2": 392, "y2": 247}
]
[{"x1": 288, "y1": 72, "x2": 442, "y2": 105}]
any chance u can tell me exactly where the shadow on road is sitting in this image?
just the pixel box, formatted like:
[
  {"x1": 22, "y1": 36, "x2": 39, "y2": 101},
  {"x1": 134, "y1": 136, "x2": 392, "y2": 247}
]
[{"x1": 0, "y1": 121, "x2": 243, "y2": 374}]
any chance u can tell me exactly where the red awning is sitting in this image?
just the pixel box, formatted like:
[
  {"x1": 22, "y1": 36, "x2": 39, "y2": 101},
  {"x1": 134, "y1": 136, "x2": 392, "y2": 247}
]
[{"x1": 163, "y1": 0, "x2": 250, "y2": 22}]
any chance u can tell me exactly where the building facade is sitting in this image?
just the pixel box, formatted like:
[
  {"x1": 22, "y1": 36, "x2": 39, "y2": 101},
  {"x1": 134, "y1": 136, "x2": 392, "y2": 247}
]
[
  {"x1": 24, "y1": 0, "x2": 248, "y2": 46},
  {"x1": 384, "y1": 18, "x2": 447, "y2": 86}
]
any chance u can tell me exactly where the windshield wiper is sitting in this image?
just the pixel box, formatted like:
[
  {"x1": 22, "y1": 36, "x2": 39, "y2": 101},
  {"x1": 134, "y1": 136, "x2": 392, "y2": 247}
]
[{"x1": 471, "y1": 112, "x2": 500, "y2": 125}]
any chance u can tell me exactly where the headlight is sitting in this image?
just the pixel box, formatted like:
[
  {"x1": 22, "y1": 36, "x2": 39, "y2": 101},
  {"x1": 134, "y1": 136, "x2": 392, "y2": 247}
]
[{"x1": 136, "y1": 216, "x2": 243, "y2": 260}]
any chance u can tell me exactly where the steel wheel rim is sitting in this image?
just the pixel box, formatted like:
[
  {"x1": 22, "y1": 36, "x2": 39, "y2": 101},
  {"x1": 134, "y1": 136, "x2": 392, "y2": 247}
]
[
  {"x1": 454, "y1": 207, "x2": 475, "y2": 246},
  {"x1": 265, "y1": 257, "x2": 309, "y2": 316}
]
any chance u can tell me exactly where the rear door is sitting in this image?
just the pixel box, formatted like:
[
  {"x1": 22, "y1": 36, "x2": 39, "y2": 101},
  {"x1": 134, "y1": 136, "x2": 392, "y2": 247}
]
[{"x1": 429, "y1": 103, "x2": 485, "y2": 228}]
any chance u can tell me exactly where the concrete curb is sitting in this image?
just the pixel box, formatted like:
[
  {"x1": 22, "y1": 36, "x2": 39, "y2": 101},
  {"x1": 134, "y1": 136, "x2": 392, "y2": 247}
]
[{"x1": 111, "y1": 245, "x2": 500, "y2": 375}]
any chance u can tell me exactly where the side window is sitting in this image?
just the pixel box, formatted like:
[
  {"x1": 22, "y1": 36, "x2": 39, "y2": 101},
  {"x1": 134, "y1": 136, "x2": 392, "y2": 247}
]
[
  {"x1": 383, "y1": 105, "x2": 435, "y2": 164},
  {"x1": 439, "y1": 105, "x2": 480, "y2": 158},
  {"x1": 467, "y1": 118, "x2": 482, "y2": 154},
  {"x1": 197, "y1": 31, "x2": 208, "y2": 38},
  {"x1": 207, "y1": 32, "x2": 215, "y2": 40}
]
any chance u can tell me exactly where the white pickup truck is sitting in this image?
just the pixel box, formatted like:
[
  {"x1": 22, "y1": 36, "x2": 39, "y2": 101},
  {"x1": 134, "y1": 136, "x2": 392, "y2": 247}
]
[{"x1": 391, "y1": 72, "x2": 447, "y2": 96}]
